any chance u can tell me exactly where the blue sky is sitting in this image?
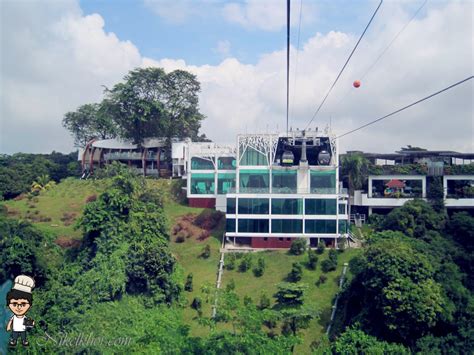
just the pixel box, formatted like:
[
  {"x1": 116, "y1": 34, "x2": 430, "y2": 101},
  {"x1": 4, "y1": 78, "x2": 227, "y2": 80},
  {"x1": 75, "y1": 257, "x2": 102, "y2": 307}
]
[
  {"x1": 1, "y1": 0, "x2": 471, "y2": 154},
  {"x1": 79, "y1": 0, "x2": 390, "y2": 66}
]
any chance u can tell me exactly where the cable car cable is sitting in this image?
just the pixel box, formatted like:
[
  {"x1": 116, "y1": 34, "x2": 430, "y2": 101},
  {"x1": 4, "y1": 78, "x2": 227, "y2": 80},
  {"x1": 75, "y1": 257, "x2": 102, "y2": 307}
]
[
  {"x1": 336, "y1": 76, "x2": 473, "y2": 139},
  {"x1": 304, "y1": 0, "x2": 383, "y2": 130},
  {"x1": 286, "y1": 0, "x2": 291, "y2": 135}
]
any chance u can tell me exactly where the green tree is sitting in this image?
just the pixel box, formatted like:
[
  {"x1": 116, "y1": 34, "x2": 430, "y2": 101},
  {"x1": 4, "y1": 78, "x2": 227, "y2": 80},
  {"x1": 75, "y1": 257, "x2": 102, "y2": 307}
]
[
  {"x1": 62, "y1": 102, "x2": 117, "y2": 147},
  {"x1": 274, "y1": 283, "x2": 307, "y2": 308},
  {"x1": 105, "y1": 68, "x2": 205, "y2": 146},
  {"x1": 306, "y1": 249, "x2": 318, "y2": 270},
  {"x1": 253, "y1": 257, "x2": 265, "y2": 277},
  {"x1": 287, "y1": 262, "x2": 303, "y2": 282},
  {"x1": 341, "y1": 153, "x2": 369, "y2": 214},
  {"x1": 185, "y1": 273, "x2": 193, "y2": 292},
  {"x1": 289, "y1": 238, "x2": 306, "y2": 255},
  {"x1": 333, "y1": 327, "x2": 409, "y2": 354},
  {"x1": 316, "y1": 241, "x2": 325, "y2": 254},
  {"x1": 238, "y1": 254, "x2": 252, "y2": 272}
]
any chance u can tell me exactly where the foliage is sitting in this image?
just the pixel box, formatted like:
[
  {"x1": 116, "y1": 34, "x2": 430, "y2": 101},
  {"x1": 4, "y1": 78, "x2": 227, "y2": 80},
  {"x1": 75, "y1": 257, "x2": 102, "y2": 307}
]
[
  {"x1": 321, "y1": 251, "x2": 338, "y2": 273},
  {"x1": 306, "y1": 249, "x2": 318, "y2": 270},
  {"x1": 0, "y1": 217, "x2": 54, "y2": 286},
  {"x1": 333, "y1": 327, "x2": 409, "y2": 354},
  {"x1": 253, "y1": 257, "x2": 266, "y2": 277},
  {"x1": 287, "y1": 262, "x2": 303, "y2": 282},
  {"x1": 104, "y1": 67, "x2": 206, "y2": 146},
  {"x1": 200, "y1": 244, "x2": 211, "y2": 259},
  {"x1": 226, "y1": 279, "x2": 236, "y2": 292},
  {"x1": 316, "y1": 275, "x2": 328, "y2": 287},
  {"x1": 0, "y1": 152, "x2": 78, "y2": 199},
  {"x1": 225, "y1": 253, "x2": 236, "y2": 270},
  {"x1": 62, "y1": 102, "x2": 118, "y2": 147},
  {"x1": 447, "y1": 212, "x2": 474, "y2": 252},
  {"x1": 258, "y1": 293, "x2": 271, "y2": 310},
  {"x1": 31, "y1": 174, "x2": 56, "y2": 193},
  {"x1": 238, "y1": 253, "x2": 252, "y2": 272},
  {"x1": 274, "y1": 283, "x2": 307, "y2": 308},
  {"x1": 191, "y1": 297, "x2": 202, "y2": 311},
  {"x1": 289, "y1": 238, "x2": 307, "y2": 255},
  {"x1": 316, "y1": 241, "x2": 325, "y2": 254},
  {"x1": 380, "y1": 199, "x2": 445, "y2": 238},
  {"x1": 185, "y1": 273, "x2": 193, "y2": 292}
]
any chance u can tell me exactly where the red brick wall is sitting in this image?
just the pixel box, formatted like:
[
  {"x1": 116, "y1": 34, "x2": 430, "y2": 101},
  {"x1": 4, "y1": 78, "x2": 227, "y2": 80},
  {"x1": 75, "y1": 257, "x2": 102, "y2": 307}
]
[
  {"x1": 188, "y1": 197, "x2": 216, "y2": 208},
  {"x1": 251, "y1": 237, "x2": 294, "y2": 249}
]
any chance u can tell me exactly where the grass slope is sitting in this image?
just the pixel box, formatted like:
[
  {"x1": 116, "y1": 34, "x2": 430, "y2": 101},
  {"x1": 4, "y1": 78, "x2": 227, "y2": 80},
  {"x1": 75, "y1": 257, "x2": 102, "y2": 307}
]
[{"x1": 1, "y1": 178, "x2": 362, "y2": 353}]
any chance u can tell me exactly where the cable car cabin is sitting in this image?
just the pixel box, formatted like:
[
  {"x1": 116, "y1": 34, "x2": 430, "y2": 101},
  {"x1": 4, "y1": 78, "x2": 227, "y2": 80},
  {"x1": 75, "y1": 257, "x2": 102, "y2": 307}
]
[{"x1": 274, "y1": 136, "x2": 333, "y2": 166}]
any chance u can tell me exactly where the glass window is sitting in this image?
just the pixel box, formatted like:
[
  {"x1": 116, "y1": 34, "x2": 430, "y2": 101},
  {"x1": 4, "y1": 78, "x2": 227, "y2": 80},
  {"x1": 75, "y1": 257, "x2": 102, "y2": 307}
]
[
  {"x1": 338, "y1": 220, "x2": 348, "y2": 233},
  {"x1": 218, "y1": 157, "x2": 236, "y2": 170},
  {"x1": 338, "y1": 204, "x2": 346, "y2": 214},
  {"x1": 271, "y1": 219, "x2": 303, "y2": 233},
  {"x1": 272, "y1": 170, "x2": 297, "y2": 193},
  {"x1": 217, "y1": 173, "x2": 236, "y2": 194},
  {"x1": 305, "y1": 220, "x2": 337, "y2": 234},
  {"x1": 238, "y1": 198, "x2": 269, "y2": 214},
  {"x1": 239, "y1": 169, "x2": 270, "y2": 193},
  {"x1": 238, "y1": 219, "x2": 269, "y2": 233},
  {"x1": 191, "y1": 157, "x2": 214, "y2": 170},
  {"x1": 226, "y1": 218, "x2": 236, "y2": 232},
  {"x1": 227, "y1": 198, "x2": 236, "y2": 214},
  {"x1": 305, "y1": 199, "x2": 337, "y2": 215},
  {"x1": 310, "y1": 170, "x2": 336, "y2": 194},
  {"x1": 271, "y1": 198, "x2": 303, "y2": 215},
  {"x1": 240, "y1": 147, "x2": 268, "y2": 166},
  {"x1": 190, "y1": 173, "x2": 215, "y2": 194}
]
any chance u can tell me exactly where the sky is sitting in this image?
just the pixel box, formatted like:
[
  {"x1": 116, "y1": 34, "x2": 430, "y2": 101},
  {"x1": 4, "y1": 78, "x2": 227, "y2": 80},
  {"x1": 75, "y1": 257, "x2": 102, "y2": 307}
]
[{"x1": 0, "y1": 0, "x2": 473, "y2": 155}]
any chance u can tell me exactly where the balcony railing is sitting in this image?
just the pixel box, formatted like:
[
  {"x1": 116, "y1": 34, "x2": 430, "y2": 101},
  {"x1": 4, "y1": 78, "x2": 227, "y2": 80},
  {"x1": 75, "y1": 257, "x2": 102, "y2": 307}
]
[{"x1": 104, "y1": 152, "x2": 142, "y2": 160}]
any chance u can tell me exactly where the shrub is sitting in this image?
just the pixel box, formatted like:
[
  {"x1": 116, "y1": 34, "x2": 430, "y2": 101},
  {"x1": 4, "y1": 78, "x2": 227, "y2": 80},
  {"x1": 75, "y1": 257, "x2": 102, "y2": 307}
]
[
  {"x1": 191, "y1": 297, "x2": 202, "y2": 311},
  {"x1": 259, "y1": 293, "x2": 271, "y2": 310},
  {"x1": 289, "y1": 238, "x2": 307, "y2": 255},
  {"x1": 321, "y1": 259, "x2": 337, "y2": 273},
  {"x1": 238, "y1": 254, "x2": 252, "y2": 272},
  {"x1": 316, "y1": 275, "x2": 328, "y2": 286},
  {"x1": 200, "y1": 244, "x2": 211, "y2": 259},
  {"x1": 316, "y1": 241, "x2": 325, "y2": 254},
  {"x1": 175, "y1": 235, "x2": 185, "y2": 243},
  {"x1": 194, "y1": 210, "x2": 224, "y2": 230},
  {"x1": 328, "y1": 249, "x2": 338, "y2": 262},
  {"x1": 243, "y1": 295, "x2": 253, "y2": 306},
  {"x1": 307, "y1": 249, "x2": 318, "y2": 270},
  {"x1": 253, "y1": 257, "x2": 266, "y2": 277},
  {"x1": 226, "y1": 279, "x2": 236, "y2": 292},
  {"x1": 287, "y1": 262, "x2": 303, "y2": 282},
  {"x1": 337, "y1": 237, "x2": 347, "y2": 252},
  {"x1": 225, "y1": 254, "x2": 236, "y2": 270},
  {"x1": 185, "y1": 273, "x2": 193, "y2": 292}
]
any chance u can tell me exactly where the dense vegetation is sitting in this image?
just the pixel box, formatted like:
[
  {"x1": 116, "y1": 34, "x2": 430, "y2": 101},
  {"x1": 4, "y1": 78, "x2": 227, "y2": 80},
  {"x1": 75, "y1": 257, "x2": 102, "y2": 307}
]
[
  {"x1": 332, "y1": 200, "x2": 474, "y2": 353},
  {"x1": 0, "y1": 152, "x2": 79, "y2": 200}
]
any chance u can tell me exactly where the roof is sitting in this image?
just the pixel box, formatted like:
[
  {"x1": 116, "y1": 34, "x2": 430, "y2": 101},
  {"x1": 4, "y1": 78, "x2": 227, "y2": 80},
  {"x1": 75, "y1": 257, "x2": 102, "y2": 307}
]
[{"x1": 91, "y1": 138, "x2": 167, "y2": 149}]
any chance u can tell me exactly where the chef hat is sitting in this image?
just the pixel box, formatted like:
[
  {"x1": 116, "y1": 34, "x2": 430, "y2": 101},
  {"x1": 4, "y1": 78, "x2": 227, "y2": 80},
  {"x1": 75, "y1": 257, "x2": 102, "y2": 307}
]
[{"x1": 12, "y1": 275, "x2": 35, "y2": 294}]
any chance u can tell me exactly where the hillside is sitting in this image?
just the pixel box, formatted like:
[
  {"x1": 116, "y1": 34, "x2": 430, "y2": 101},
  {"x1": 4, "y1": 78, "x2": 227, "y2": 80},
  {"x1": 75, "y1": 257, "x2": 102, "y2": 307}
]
[{"x1": 1, "y1": 177, "x2": 361, "y2": 353}]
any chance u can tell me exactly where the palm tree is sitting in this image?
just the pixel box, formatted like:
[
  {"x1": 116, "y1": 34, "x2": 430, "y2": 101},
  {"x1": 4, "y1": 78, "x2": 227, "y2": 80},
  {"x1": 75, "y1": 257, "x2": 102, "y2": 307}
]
[
  {"x1": 340, "y1": 153, "x2": 369, "y2": 216},
  {"x1": 31, "y1": 174, "x2": 56, "y2": 193}
]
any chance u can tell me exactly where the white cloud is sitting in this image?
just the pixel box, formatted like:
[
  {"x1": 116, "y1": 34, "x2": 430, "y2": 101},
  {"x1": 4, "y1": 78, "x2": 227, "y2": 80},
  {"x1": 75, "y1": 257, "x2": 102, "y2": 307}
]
[
  {"x1": 223, "y1": 0, "x2": 317, "y2": 31},
  {"x1": 1, "y1": 1, "x2": 472, "y2": 155}
]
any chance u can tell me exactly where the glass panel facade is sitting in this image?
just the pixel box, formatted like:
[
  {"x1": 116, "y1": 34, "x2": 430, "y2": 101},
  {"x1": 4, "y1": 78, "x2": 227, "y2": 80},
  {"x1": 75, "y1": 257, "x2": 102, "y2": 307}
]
[
  {"x1": 238, "y1": 198, "x2": 270, "y2": 214},
  {"x1": 191, "y1": 157, "x2": 214, "y2": 170},
  {"x1": 226, "y1": 218, "x2": 236, "y2": 232},
  {"x1": 239, "y1": 169, "x2": 270, "y2": 193},
  {"x1": 217, "y1": 173, "x2": 236, "y2": 194},
  {"x1": 272, "y1": 170, "x2": 297, "y2": 193},
  {"x1": 271, "y1": 219, "x2": 303, "y2": 233},
  {"x1": 305, "y1": 220, "x2": 337, "y2": 234},
  {"x1": 227, "y1": 198, "x2": 236, "y2": 214},
  {"x1": 238, "y1": 219, "x2": 269, "y2": 233},
  {"x1": 271, "y1": 198, "x2": 303, "y2": 215},
  {"x1": 338, "y1": 204, "x2": 346, "y2": 214},
  {"x1": 310, "y1": 170, "x2": 336, "y2": 194},
  {"x1": 305, "y1": 199, "x2": 337, "y2": 215},
  {"x1": 240, "y1": 147, "x2": 268, "y2": 166},
  {"x1": 218, "y1": 157, "x2": 236, "y2": 170},
  {"x1": 190, "y1": 173, "x2": 215, "y2": 194},
  {"x1": 338, "y1": 220, "x2": 348, "y2": 233}
]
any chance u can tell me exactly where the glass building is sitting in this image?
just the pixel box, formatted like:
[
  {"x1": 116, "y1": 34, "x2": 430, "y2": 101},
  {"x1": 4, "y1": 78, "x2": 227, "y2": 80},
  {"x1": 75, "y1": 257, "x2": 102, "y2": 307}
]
[{"x1": 182, "y1": 130, "x2": 349, "y2": 248}]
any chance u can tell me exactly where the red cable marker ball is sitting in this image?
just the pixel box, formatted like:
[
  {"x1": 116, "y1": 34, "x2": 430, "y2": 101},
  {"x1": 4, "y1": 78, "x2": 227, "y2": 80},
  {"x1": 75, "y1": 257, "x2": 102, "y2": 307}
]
[{"x1": 353, "y1": 80, "x2": 361, "y2": 88}]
